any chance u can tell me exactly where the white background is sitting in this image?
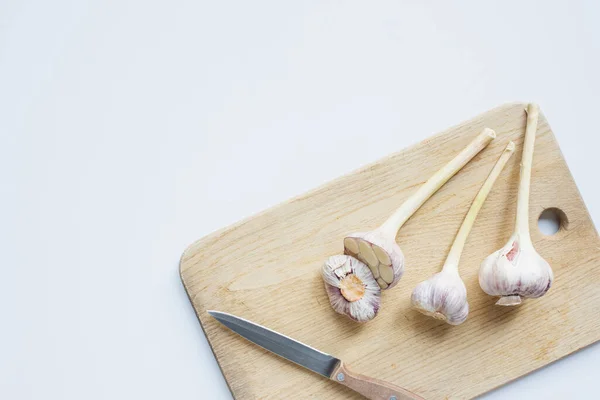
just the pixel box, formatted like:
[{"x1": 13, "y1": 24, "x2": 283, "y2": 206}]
[{"x1": 2, "y1": 1, "x2": 599, "y2": 399}]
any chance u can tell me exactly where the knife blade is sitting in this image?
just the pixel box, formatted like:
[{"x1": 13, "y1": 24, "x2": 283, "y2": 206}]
[
  {"x1": 208, "y1": 310, "x2": 423, "y2": 400},
  {"x1": 208, "y1": 310, "x2": 339, "y2": 377}
]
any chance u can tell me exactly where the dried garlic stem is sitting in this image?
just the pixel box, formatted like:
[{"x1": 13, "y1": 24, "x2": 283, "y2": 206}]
[
  {"x1": 444, "y1": 141, "x2": 516, "y2": 272},
  {"x1": 411, "y1": 142, "x2": 514, "y2": 325},
  {"x1": 515, "y1": 103, "x2": 539, "y2": 242},
  {"x1": 379, "y1": 128, "x2": 498, "y2": 238},
  {"x1": 345, "y1": 128, "x2": 496, "y2": 290}
]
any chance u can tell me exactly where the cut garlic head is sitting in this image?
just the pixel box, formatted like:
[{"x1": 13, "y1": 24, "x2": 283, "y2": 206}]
[
  {"x1": 322, "y1": 255, "x2": 381, "y2": 322},
  {"x1": 411, "y1": 270, "x2": 468, "y2": 325},
  {"x1": 344, "y1": 128, "x2": 496, "y2": 290},
  {"x1": 479, "y1": 234, "x2": 553, "y2": 306},
  {"x1": 343, "y1": 231, "x2": 404, "y2": 290}
]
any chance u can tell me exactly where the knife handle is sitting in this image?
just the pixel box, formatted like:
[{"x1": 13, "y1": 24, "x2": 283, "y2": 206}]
[{"x1": 331, "y1": 362, "x2": 424, "y2": 400}]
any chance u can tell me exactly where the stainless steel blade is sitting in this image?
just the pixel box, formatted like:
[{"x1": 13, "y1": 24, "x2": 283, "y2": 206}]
[{"x1": 208, "y1": 310, "x2": 340, "y2": 378}]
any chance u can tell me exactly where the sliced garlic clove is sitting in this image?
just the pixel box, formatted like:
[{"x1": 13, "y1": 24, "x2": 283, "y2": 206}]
[
  {"x1": 379, "y1": 265, "x2": 395, "y2": 285},
  {"x1": 376, "y1": 278, "x2": 388, "y2": 289},
  {"x1": 321, "y1": 255, "x2": 381, "y2": 322},
  {"x1": 370, "y1": 264, "x2": 380, "y2": 279},
  {"x1": 373, "y1": 245, "x2": 391, "y2": 266},
  {"x1": 358, "y1": 240, "x2": 379, "y2": 266},
  {"x1": 343, "y1": 237, "x2": 360, "y2": 254}
]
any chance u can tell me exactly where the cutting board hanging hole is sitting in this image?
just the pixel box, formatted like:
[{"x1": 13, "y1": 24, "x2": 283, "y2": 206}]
[{"x1": 538, "y1": 207, "x2": 568, "y2": 236}]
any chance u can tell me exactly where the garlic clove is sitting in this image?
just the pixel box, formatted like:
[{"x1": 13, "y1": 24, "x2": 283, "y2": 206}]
[
  {"x1": 358, "y1": 239, "x2": 379, "y2": 267},
  {"x1": 343, "y1": 237, "x2": 360, "y2": 254},
  {"x1": 376, "y1": 278, "x2": 388, "y2": 289},
  {"x1": 379, "y1": 264, "x2": 395, "y2": 284},
  {"x1": 344, "y1": 230, "x2": 405, "y2": 289},
  {"x1": 411, "y1": 271, "x2": 469, "y2": 325},
  {"x1": 322, "y1": 255, "x2": 381, "y2": 322},
  {"x1": 373, "y1": 245, "x2": 392, "y2": 265},
  {"x1": 479, "y1": 234, "x2": 553, "y2": 306}
]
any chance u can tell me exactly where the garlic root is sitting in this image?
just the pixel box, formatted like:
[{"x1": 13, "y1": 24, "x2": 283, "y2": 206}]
[
  {"x1": 411, "y1": 142, "x2": 515, "y2": 325},
  {"x1": 479, "y1": 104, "x2": 554, "y2": 306},
  {"x1": 345, "y1": 128, "x2": 496, "y2": 290}
]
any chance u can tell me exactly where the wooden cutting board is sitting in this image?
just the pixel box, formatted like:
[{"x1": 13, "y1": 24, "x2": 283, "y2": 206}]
[{"x1": 180, "y1": 103, "x2": 600, "y2": 400}]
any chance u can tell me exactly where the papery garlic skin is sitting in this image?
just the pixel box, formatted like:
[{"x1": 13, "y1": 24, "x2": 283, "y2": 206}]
[
  {"x1": 344, "y1": 231, "x2": 404, "y2": 290},
  {"x1": 479, "y1": 234, "x2": 553, "y2": 305},
  {"x1": 322, "y1": 255, "x2": 381, "y2": 322},
  {"x1": 411, "y1": 270, "x2": 468, "y2": 325}
]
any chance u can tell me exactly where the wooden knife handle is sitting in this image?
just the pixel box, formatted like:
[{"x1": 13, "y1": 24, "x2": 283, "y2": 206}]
[{"x1": 331, "y1": 362, "x2": 424, "y2": 400}]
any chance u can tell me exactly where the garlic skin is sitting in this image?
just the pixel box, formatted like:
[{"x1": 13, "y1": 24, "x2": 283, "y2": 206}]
[
  {"x1": 321, "y1": 255, "x2": 381, "y2": 322},
  {"x1": 411, "y1": 270, "x2": 468, "y2": 325},
  {"x1": 479, "y1": 234, "x2": 553, "y2": 306},
  {"x1": 344, "y1": 231, "x2": 404, "y2": 290}
]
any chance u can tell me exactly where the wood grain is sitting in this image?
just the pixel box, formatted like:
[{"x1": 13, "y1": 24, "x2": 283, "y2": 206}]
[
  {"x1": 331, "y1": 362, "x2": 424, "y2": 400},
  {"x1": 180, "y1": 103, "x2": 600, "y2": 400}
]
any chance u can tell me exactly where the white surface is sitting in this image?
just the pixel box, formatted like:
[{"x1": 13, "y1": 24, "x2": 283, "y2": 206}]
[{"x1": 2, "y1": 1, "x2": 599, "y2": 399}]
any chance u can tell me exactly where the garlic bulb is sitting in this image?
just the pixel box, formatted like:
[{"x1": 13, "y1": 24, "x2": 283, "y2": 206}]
[
  {"x1": 479, "y1": 234, "x2": 553, "y2": 305},
  {"x1": 411, "y1": 270, "x2": 469, "y2": 325},
  {"x1": 343, "y1": 230, "x2": 403, "y2": 290},
  {"x1": 322, "y1": 255, "x2": 381, "y2": 322},
  {"x1": 479, "y1": 104, "x2": 554, "y2": 306},
  {"x1": 345, "y1": 128, "x2": 497, "y2": 290},
  {"x1": 412, "y1": 142, "x2": 515, "y2": 324}
]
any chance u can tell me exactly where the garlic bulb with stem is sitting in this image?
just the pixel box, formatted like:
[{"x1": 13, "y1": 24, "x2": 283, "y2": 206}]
[
  {"x1": 411, "y1": 142, "x2": 515, "y2": 325},
  {"x1": 479, "y1": 104, "x2": 554, "y2": 306},
  {"x1": 344, "y1": 128, "x2": 496, "y2": 290},
  {"x1": 322, "y1": 255, "x2": 381, "y2": 322}
]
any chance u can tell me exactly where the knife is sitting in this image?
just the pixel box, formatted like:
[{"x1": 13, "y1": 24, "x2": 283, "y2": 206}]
[{"x1": 208, "y1": 310, "x2": 423, "y2": 400}]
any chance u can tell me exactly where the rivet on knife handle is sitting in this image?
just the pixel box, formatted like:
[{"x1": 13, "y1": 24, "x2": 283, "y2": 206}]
[{"x1": 331, "y1": 361, "x2": 423, "y2": 400}]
